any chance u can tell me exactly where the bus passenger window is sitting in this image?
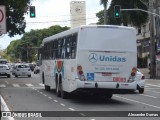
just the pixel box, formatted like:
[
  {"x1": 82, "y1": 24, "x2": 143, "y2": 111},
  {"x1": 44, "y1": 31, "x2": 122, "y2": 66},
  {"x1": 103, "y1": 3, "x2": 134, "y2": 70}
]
[
  {"x1": 61, "y1": 37, "x2": 66, "y2": 59},
  {"x1": 65, "y1": 36, "x2": 71, "y2": 59}
]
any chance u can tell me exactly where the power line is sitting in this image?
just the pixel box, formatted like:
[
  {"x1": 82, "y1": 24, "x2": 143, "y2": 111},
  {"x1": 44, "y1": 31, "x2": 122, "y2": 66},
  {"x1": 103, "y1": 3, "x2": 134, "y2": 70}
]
[{"x1": 26, "y1": 17, "x2": 97, "y2": 24}]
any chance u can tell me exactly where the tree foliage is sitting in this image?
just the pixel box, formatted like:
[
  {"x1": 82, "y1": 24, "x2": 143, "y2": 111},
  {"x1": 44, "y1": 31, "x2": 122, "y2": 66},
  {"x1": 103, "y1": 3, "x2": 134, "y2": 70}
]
[
  {"x1": 100, "y1": 0, "x2": 108, "y2": 24},
  {"x1": 0, "y1": 0, "x2": 31, "y2": 37},
  {"x1": 7, "y1": 25, "x2": 70, "y2": 62},
  {"x1": 97, "y1": 0, "x2": 149, "y2": 27}
]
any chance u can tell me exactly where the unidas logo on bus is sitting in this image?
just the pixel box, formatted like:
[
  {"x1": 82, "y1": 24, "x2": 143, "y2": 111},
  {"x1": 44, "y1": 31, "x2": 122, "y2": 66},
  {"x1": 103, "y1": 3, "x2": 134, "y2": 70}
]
[{"x1": 88, "y1": 53, "x2": 126, "y2": 63}]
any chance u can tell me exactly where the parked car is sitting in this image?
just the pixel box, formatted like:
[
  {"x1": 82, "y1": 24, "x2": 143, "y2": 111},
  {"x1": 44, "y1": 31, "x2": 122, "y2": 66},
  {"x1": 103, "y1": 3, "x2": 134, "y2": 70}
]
[
  {"x1": 14, "y1": 64, "x2": 31, "y2": 77},
  {"x1": 0, "y1": 64, "x2": 11, "y2": 78},
  {"x1": 34, "y1": 65, "x2": 40, "y2": 74}
]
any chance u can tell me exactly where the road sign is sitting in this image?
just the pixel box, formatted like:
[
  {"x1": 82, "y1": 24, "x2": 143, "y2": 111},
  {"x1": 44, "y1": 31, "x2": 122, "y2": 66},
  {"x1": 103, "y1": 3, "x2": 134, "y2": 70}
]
[{"x1": 0, "y1": 5, "x2": 6, "y2": 34}]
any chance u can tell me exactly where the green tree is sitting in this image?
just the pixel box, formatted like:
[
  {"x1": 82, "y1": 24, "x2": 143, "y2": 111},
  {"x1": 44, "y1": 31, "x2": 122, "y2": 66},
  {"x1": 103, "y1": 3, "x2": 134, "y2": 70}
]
[
  {"x1": 97, "y1": 0, "x2": 149, "y2": 27},
  {"x1": 100, "y1": 0, "x2": 108, "y2": 24},
  {"x1": 0, "y1": 0, "x2": 31, "y2": 37},
  {"x1": 7, "y1": 25, "x2": 70, "y2": 62}
]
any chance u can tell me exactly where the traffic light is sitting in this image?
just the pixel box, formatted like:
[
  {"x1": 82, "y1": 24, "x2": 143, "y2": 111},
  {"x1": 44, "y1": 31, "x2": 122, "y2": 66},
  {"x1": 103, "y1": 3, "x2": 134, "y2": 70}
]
[
  {"x1": 30, "y1": 6, "x2": 36, "y2": 18},
  {"x1": 114, "y1": 5, "x2": 121, "y2": 18}
]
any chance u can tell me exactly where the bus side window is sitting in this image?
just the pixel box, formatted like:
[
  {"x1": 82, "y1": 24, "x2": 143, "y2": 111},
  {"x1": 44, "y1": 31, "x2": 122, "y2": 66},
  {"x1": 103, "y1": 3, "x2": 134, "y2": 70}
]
[
  {"x1": 55, "y1": 40, "x2": 58, "y2": 59},
  {"x1": 57, "y1": 38, "x2": 62, "y2": 59},
  {"x1": 61, "y1": 37, "x2": 66, "y2": 59},
  {"x1": 71, "y1": 33, "x2": 77, "y2": 59},
  {"x1": 52, "y1": 40, "x2": 56, "y2": 59},
  {"x1": 65, "y1": 35, "x2": 71, "y2": 59}
]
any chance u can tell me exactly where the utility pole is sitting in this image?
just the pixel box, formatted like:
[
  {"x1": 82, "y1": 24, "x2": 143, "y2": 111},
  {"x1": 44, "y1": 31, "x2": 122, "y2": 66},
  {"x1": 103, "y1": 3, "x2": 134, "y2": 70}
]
[
  {"x1": 155, "y1": 0, "x2": 160, "y2": 50},
  {"x1": 149, "y1": 0, "x2": 156, "y2": 78}
]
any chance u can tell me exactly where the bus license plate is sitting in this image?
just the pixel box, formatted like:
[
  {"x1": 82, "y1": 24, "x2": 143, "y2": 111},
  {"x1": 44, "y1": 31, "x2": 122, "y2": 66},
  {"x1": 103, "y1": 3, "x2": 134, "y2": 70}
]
[{"x1": 113, "y1": 77, "x2": 126, "y2": 82}]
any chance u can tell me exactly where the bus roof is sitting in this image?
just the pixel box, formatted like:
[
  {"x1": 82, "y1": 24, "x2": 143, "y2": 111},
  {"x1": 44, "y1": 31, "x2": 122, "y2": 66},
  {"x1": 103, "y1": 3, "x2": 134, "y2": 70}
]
[{"x1": 42, "y1": 25, "x2": 135, "y2": 45}]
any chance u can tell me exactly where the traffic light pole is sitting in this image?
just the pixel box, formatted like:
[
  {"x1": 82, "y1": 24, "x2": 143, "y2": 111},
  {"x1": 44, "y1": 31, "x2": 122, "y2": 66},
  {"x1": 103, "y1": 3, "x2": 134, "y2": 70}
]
[
  {"x1": 121, "y1": 8, "x2": 157, "y2": 79},
  {"x1": 120, "y1": 8, "x2": 160, "y2": 17}
]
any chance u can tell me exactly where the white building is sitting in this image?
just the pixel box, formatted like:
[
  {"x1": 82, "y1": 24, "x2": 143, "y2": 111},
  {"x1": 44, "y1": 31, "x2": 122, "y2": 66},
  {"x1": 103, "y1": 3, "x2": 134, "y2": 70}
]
[{"x1": 70, "y1": 1, "x2": 86, "y2": 28}]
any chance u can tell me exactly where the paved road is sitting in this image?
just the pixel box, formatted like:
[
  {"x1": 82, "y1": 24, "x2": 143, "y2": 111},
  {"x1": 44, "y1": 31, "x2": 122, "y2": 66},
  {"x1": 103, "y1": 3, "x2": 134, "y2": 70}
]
[{"x1": 0, "y1": 73, "x2": 160, "y2": 120}]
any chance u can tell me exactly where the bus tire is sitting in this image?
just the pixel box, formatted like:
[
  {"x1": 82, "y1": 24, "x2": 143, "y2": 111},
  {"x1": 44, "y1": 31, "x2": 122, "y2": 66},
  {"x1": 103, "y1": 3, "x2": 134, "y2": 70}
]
[
  {"x1": 60, "y1": 83, "x2": 68, "y2": 99},
  {"x1": 56, "y1": 80, "x2": 61, "y2": 97},
  {"x1": 45, "y1": 85, "x2": 50, "y2": 91},
  {"x1": 105, "y1": 93, "x2": 113, "y2": 99},
  {"x1": 139, "y1": 88, "x2": 144, "y2": 94},
  {"x1": 7, "y1": 75, "x2": 11, "y2": 78}
]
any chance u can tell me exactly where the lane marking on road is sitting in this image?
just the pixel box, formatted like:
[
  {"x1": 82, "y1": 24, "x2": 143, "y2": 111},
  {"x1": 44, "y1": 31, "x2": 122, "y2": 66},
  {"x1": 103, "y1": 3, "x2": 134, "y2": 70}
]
[
  {"x1": 0, "y1": 84, "x2": 6, "y2": 87},
  {"x1": 145, "y1": 90, "x2": 150, "y2": 91},
  {"x1": 5, "y1": 81, "x2": 9, "y2": 84},
  {"x1": 68, "y1": 108, "x2": 75, "y2": 111},
  {"x1": 39, "y1": 83, "x2": 44, "y2": 86},
  {"x1": 150, "y1": 91, "x2": 160, "y2": 94},
  {"x1": 54, "y1": 100, "x2": 58, "y2": 102},
  {"x1": 79, "y1": 113, "x2": 86, "y2": 117},
  {"x1": 146, "y1": 84, "x2": 160, "y2": 87},
  {"x1": 12, "y1": 84, "x2": 20, "y2": 87},
  {"x1": 60, "y1": 103, "x2": 65, "y2": 106},
  {"x1": 43, "y1": 94, "x2": 47, "y2": 96},
  {"x1": 145, "y1": 88, "x2": 160, "y2": 89},
  {"x1": 25, "y1": 84, "x2": 34, "y2": 87},
  {"x1": 114, "y1": 95, "x2": 160, "y2": 109},
  {"x1": 39, "y1": 92, "x2": 43, "y2": 94},
  {"x1": 139, "y1": 94, "x2": 157, "y2": 98},
  {"x1": 48, "y1": 97, "x2": 52, "y2": 99},
  {"x1": 90, "y1": 119, "x2": 96, "y2": 120},
  {"x1": 145, "y1": 86, "x2": 150, "y2": 88}
]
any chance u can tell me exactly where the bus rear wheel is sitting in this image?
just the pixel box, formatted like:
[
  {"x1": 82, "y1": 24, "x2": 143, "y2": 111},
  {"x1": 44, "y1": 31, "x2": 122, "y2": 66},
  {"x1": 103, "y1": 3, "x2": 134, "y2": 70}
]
[
  {"x1": 60, "y1": 83, "x2": 68, "y2": 99},
  {"x1": 45, "y1": 85, "x2": 50, "y2": 91},
  {"x1": 105, "y1": 93, "x2": 113, "y2": 99},
  {"x1": 56, "y1": 81, "x2": 61, "y2": 97}
]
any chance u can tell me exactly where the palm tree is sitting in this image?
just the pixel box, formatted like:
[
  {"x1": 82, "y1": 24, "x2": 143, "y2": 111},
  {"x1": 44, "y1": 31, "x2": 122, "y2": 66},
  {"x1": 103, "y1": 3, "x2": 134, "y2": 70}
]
[{"x1": 100, "y1": 0, "x2": 108, "y2": 25}]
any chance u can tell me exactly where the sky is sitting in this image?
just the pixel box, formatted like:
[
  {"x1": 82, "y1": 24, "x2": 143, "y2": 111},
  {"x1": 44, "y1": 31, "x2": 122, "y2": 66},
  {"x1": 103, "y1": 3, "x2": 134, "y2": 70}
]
[{"x1": 0, "y1": 0, "x2": 111, "y2": 49}]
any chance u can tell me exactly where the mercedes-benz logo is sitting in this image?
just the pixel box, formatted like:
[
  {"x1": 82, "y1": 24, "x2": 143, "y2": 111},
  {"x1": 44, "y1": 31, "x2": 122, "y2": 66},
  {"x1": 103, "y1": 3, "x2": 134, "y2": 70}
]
[{"x1": 88, "y1": 53, "x2": 98, "y2": 63}]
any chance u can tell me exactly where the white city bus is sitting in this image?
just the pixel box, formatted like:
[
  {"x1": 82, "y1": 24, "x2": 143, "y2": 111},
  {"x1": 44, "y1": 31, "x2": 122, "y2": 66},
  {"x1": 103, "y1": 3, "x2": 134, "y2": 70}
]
[{"x1": 40, "y1": 25, "x2": 145, "y2": 99}]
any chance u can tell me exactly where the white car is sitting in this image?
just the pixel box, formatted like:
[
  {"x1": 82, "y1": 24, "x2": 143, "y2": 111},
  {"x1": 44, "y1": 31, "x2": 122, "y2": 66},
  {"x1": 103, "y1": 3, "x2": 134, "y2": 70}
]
[
  {"x1": 14, "y1": 64, "x2": 31, "y2": 77},
  {"x1": 0, "y1": 64, "x2": 11, "y2": 78},
  {"x1": 34, "y1": 65, "x2": 40, "y2": 74},
  {"x1": 136, "y1": 70, "x2": 145, "y2": 94}
]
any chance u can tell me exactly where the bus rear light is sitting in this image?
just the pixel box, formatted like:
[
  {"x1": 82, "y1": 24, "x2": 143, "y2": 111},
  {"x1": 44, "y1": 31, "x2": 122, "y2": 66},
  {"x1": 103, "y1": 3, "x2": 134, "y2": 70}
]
[
  {"x1": 131, "y1": 72, "x2": 136, "y2": 76},
  {"x1": 77, "y1": 65, "x2": 85, "y2": 81},
  {"x1": 131, "y1": 67, "x2": 137, "y2": 76},
  {"x1": 79, "y1": 71, "x2": 83, "y2": 75},
  {"x1": 141, "y1": 76, "x2": 145, "y2": 80},
  {"x1": 77, "y1": 65, "x2": 82, "y2": 71}
]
